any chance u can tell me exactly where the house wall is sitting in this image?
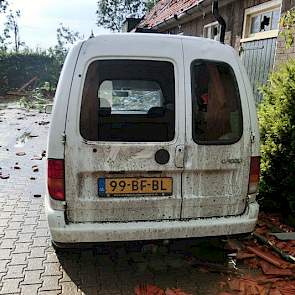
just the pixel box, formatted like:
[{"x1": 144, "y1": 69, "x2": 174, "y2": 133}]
[
  {"x1": 162, "y1": 0, "x2": 281, "y2": 50},
  {"x1": 274, "y1": 0, "x2": 295, "y2": 66}
]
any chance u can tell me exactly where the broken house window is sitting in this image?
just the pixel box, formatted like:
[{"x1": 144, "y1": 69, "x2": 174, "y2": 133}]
[
  {"x1": 80, "y1": 60, "x2": 175, "y2": 142},
  {"x1": 250, "y1": 8, "x2": 280, "y2": 34},
  {"x1": 191, "y1": 61, "x2": 243, "y2": 144},
  {"x1": 203, "y1": 21, "x2": 221, "y2": 40}
]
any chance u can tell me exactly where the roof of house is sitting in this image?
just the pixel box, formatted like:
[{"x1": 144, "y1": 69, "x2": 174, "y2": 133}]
[{"x1": 139, "y1": 0, "x2": 203, "y2": 28}]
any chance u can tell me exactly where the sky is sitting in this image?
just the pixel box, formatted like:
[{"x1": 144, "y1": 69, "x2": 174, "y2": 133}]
[{"x1": 0, "y1": 0, "x2": 109, "y2": 49}]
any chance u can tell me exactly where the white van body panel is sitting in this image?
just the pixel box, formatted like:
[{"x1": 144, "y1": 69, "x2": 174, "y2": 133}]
[
  {"x1": 181, "y1": 39, "x2": 252, "y2": 218},
  {"x1": 64, "y1": 34, "x2": 185, "y2": 222},
  {"x1": 46, "y1": 33, "x2": 260, "y2": 243},
  {"x1": 47, "y1": 42, "x2": 84, "y2": 159},
  {"x1": 46, "y1": 196, "x2": 258, "y2": 242}
]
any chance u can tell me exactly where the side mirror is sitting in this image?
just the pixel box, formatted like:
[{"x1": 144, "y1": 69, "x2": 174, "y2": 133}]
[{"x1": 44, "y1": 104, "x2": 53, "y2": 114}]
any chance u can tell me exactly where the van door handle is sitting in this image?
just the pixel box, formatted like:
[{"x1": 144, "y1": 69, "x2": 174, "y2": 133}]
[{"x1": 175, "y1": 145, "x2": 185, "y2": 168}]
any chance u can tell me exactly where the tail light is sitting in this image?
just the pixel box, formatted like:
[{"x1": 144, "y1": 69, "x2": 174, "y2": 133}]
[
  {"x1": 248, "y1": 156, "x2": 260, "y2": 194},
  {"x1": 48, "y1": 159, "x2": 65, "y2": 201}
]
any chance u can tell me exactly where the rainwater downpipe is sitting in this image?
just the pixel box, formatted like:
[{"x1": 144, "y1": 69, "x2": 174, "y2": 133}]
[{"x1": 212, "y1": 0, "x2": 226, "y2": 44}]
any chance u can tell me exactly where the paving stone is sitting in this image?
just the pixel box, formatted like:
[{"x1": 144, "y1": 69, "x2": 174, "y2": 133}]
[
  {"x1": 46, "y1": 252, "x2": 59, "y2": 263},
  {"x1": 13, "y1": 243, "x2": 31, "y2": 254},
  {"x1": 39, "y1": 275, "x2": 61, "y2": 291},
  {"x1": 20, "y1": 283, "x2": 41, "y2": 295},
  {"x1": 34, "y1": 228, "x2": 49, "y2": 237},
  {"x1": 4, "y1": 265, "x2": 25, "y2": 279},
  {"x1": 26, "y1": 258, "x2": 45, "y2": 271},
  {"x1": 9, "y1": 253, "x2": 28, "y2": 265},
  {"x1": 29, "y1": 247, "x2": 46, "y2": 258},
  {"x1": 0, "y1": 260, "x2": 9, "y2": 273},
  {"x1": 3, "y1": 230, "x2": 19, "y2": 239},
  {"x1": 23, "y1": 218, "x2": 37, "y2": 226},
  {"x1": 0, "y1": 249, "x2": 11, "y2": 260},
  {"x1": 0, "y1": 239, "x2": 17, "y2": 250},
  {"x1": 21, "y1": 270, "x2": 43, "y2": 285},
  {"x1": 19, "y1": 225, "x2": 36, "y2": 234},
  {"x1": 6, "y1": 222, "x2": 22, "y2": 231},
  {"x1": 42, "y1": 263, "x2": 61, "y2": 276},
  {"x1": 31, "y1": 237, "x2": 49, "y2": 248},
  {"x1": 0, "y1": 278, "x2": 22, "y2": 294},
  {"x1": 0, "y1": 219, "x2": 9, "y2": 227},
  {"x1": 17, "y1": 233, "x2": 33, "y2": 243},
  {"x1": 10, "y1": 215, "x2": 24, "y2": 223}
]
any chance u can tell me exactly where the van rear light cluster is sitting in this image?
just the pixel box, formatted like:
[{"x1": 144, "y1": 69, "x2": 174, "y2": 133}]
[
  {"x1": 248, "y1": 156, "x2": 260, "y2": 194},
  {"x1": 48, "y1": 159, "x2": 65, "y2": 201}
]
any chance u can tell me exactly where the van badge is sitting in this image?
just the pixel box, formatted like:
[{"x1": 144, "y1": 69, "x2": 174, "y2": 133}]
[{"x1": 221, "y1": 159, "x2": 242, "y2": 164}]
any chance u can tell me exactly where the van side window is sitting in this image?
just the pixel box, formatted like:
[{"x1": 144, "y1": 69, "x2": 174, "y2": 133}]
[
  {"x1": 80, "y1": 60, "x2": 175, "y2": 142},
  {"x1": 191, "y1": 61, "x2": 243, "y2": 144}
]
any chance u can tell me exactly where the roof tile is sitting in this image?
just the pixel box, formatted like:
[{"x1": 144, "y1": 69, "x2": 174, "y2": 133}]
[{"x1": 139, "y1": 0, "x2": 201, "y2": 28}]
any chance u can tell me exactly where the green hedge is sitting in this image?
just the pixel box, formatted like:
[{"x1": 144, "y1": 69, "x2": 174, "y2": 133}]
[
  {"x1": 258, "y1": 59, "x2": 295, "y2": 224},
  {"x1": 0, "y1": 52, "x2": 61, "y2": 95}
]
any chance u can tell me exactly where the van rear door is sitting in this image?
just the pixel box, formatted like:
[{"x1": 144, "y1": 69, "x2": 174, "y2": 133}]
[
  {"x1": 64, "y1": 35, "x2": 185, "y2": 223},
  {"x1": 181, "y1": 39, "x2": 252, "y2": 219}
]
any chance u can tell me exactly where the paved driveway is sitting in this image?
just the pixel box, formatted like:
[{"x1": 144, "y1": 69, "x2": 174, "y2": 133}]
[{"x1": 0, "y1": 100, "x2": 226, "y2": 295}]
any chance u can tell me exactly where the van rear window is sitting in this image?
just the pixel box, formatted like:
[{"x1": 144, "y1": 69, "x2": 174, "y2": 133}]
[
  {"x1": 191, "y1": 61, "x2": 243, "y2": 144},
  {"x1": 80, "y1": 60, "x2": 175, "y2": 142}
]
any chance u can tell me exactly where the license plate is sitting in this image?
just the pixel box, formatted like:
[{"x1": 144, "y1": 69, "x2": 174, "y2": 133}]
[{"x1": 98, "y1": 177, "x2": 173, "y2": 197}]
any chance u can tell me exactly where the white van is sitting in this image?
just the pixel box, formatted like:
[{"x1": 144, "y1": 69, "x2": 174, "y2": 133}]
[{"x1": 46, "y1": 33, "x2": 260, "y2": 246}]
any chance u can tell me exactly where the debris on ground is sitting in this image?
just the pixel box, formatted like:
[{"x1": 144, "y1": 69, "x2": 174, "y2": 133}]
[
  {"x1": 32, "y1": 165, "x2": 39, "y2": 172},
  {"x1": 41, "y1": 150, "x2": 46, "y2": 157},
  {"x1": 135, "y1": 284, "x2": 192, "y2": 295},
  {"x1": 16, "y1": 151, "x2": 26, "y2": 156},
  {"x1": 14, "y1": 163, "x2": 20, "y2": 169},
  {"x1": 218, "y1": 213, "x2": 295, "y2": 295},
  {"x1": 0, "y1": 168, "x2": 10, "y2": 179},
  {"x1": 0, "y1": 174, "x2": 9, "y2": 179},
  {"x1": 38, "y1": 121, "x2": 50, "y2": 126},
  {"x1": 31, "y1": 155, "x2": 43, "y2": 160}
]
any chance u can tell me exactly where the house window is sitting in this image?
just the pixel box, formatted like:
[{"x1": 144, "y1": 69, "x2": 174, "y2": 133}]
[
  {"x1": 203, "y1": 21, "x2": 221, "y2": 41},
  {"x1": 242, "y1": 0, "x2": 282, "y2": 41}
]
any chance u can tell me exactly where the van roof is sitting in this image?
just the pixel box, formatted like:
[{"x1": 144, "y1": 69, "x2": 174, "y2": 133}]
[{"x1": 84, "y1": 33, "x2": 228, "y2": 50}]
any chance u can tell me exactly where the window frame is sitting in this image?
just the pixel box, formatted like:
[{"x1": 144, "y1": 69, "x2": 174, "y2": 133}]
[
  {"x1": 79, "y1": 58, "x2": 177, "y2": 143},
  {"x1": 203, "y1": 21, "x2": 221, "y2": 41},
  {"x1": 241, "y1": 0, "x2": 282, "y2": 43},
  {"x1": 190, "y1": 59, "x2": 244, "y2": 146}
]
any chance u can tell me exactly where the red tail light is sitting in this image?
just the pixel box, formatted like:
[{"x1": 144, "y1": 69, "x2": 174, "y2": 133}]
[
  {"x1": 48, "y1": 159, "x2": 65, "y2": 201},
  {"x1": 248, "y1": 156, "x2": 260, "y2": 194}
]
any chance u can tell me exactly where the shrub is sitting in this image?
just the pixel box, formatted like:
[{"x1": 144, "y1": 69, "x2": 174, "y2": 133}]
[
  {"x1": 0, "y1": 51, "x2": 61, "y2": 95},
  {"x1": 258, "y1": 59, "x2": 295, "y2": 224}
]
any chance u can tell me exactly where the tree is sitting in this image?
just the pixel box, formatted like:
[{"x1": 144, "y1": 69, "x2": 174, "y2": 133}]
[
  {"x1": 96, "y1": 0, "x2": 149, "y2": 31},
  {"x1": 145, "y1": 0, "x2": 158, "y2": 11},
  {"x1": 3, "y1": 9, "x2": 24, "y2": 52},
  {"x1": 48, "y1": 23, "x2": 83, "y2": 65}
]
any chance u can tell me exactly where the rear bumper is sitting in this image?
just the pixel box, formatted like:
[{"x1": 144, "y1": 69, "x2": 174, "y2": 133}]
[{"x1": 45, "y1": 197, "x2": 259, "y2": 243}]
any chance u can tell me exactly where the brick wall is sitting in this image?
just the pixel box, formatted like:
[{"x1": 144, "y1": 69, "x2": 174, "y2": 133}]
[{"x1": 274, "y1": 0, "x2": 295, "y2": 67}]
